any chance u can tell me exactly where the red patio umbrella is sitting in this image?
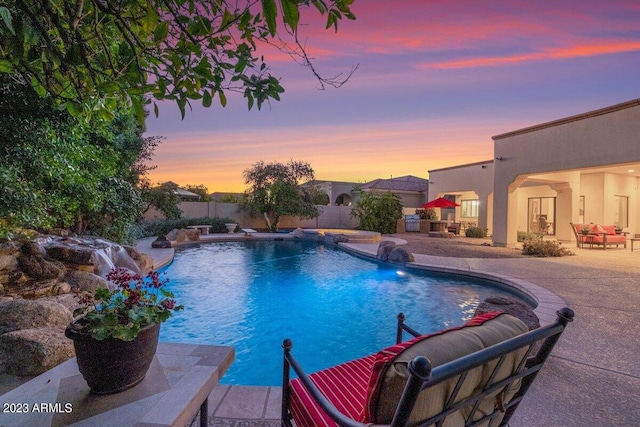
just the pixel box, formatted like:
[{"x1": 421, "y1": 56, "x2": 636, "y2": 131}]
[{"x1": 421, "y1": 197, "x2": 460, "y2": 209}]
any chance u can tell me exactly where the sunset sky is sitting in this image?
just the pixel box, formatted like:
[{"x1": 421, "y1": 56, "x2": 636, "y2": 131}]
[{"x1": 144, "y1": 0, "x2": 640, "y2": 193}]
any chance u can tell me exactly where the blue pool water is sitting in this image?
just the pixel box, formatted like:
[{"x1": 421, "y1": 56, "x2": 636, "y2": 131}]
[{"x1": 159, "y1": 240, "x2": 526, "y2": 386}]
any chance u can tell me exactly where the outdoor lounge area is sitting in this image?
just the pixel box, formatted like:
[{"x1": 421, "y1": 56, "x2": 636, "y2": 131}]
[{"x1": 570, "y1": 222, "x2": 627, "y2": 249}]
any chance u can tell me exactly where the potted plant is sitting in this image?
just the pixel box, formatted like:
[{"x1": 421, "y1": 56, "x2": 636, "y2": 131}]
[
  {"x1": 580, "y1": 225, "x2": 591, "y2": 235},
  {"x1": 65, "y1": 268, "x2": 183, "y2": 394}
]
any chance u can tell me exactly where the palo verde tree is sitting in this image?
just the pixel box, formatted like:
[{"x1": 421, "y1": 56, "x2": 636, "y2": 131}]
[
  {"x1": 0, "y1": 1, "x2": 357, "y2": 122},
  {"x1": 240, "y1": 160, "x2": 320, "y2": 231},
  {"x1": 350, "y1": 191, "x2": 403, "y2": 234}
]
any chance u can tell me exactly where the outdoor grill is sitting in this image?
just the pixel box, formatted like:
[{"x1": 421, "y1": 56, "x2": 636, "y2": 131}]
[{"x1": 404, "y1": 214, "x2": 421, "y2": 232}]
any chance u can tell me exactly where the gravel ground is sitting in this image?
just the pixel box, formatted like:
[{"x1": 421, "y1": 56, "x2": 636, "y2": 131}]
[{"x1": 388, "y1": 233, "x2": 527, "y2": 258}]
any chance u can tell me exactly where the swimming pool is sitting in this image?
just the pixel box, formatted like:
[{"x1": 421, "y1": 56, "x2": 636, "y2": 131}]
[{"x1": 159, "y1": 239, "x2": 528, "y2": 385}]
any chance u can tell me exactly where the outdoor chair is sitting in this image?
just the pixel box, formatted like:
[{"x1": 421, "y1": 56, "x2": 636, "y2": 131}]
[
  {"x1": 448, "y1": 222, "x2": 461, "y2": 235},
  {"x1": 281, "y1": 307, "x2": 574, "y2": 427}
]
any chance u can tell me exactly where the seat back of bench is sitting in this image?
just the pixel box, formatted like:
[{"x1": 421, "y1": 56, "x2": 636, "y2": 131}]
[{"x1": 385, "y1": 308, "x2": 574, "y2": 427}]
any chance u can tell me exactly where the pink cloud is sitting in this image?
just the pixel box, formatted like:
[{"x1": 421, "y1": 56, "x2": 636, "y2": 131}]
[{"x1": 421, "y1": 40, "x2": 640, "y2": 69}]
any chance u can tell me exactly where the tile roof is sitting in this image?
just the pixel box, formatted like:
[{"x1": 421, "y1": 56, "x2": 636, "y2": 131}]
[{"x1": 362, "y1": 175, "x2": 429, "y2": 192}]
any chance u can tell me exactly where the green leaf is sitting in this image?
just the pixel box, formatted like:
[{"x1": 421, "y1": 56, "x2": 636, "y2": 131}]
[
  {"x1": 281, "y1": 0, "x2": 300, "y2": 31},
  {"x1": 0, "y1": 59, "x2": 13, "y2": 73},
  {"x1": 0, "y1": 7, "x2": 14, "y2": 35},
  {"x1": 153, "y1": 22, "x2": 169, "y2": 43},
  {"x1": 202, "y1": 90, "x2": 212, "y2": 107},
  {"x1": 220, "y1": 9, "x2": 235, "y2": 31},
  {"x1": 218, "y1": 90, "x2": 227, "y2": 107},
  {"x1": 261, "y1": 0, "x2": 277, "y2": 36}
]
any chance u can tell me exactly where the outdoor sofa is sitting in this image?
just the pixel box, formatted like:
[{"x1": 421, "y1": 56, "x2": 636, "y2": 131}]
[
  {"x1": 281, "y1": 308, "x2": 574, "y2": 427},
  {"x1": 570, "y1": 222, "x2": 627, "y2": 249}
]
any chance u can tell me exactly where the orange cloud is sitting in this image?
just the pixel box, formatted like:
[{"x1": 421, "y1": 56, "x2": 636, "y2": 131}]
[
  {"x1": 147, "y1": 118, "x2": 500, "y2": 192},
  {"x1": 420, "y1": 40, "x2": 640, "y2": 69}
]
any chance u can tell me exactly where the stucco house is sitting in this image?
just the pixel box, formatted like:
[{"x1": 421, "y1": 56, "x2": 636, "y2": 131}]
[
  {"x1": 428, "y1": 98, "x2": 640, "y2": 247},
  {"x1": 361, "y1": 175, "x2": 429, "y2": 209}
]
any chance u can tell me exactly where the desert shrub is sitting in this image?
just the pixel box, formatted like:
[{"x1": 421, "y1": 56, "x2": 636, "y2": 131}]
[
  {"x1": 522, "y1": 240, "x2": 574, "y2": 257},
  {"x1": 465, "y1": 227, "x2": 487, "y2": 238},
  {"x1": 130, "y1": 217, "x2": 237, "y2": 239},
  {"x1": 518, "y1": 231, "x2": 541, "y2": 242}
]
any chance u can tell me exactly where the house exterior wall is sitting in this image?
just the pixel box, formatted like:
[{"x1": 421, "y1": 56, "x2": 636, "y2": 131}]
[
  {"x1": 428, "y1": 160, "x2": 494, "y2": 232},
  {"x1": 492, "y1": 99, "x2": 640, "y2": 247}
]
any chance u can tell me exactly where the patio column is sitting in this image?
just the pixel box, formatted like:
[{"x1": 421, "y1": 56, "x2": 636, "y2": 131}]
[
  {"x1": 552, "y1": 179, "x2": 580, "y2": 243},
  {"x1": 494, "y1": 175, "x2": 527, "y2": 247},
  {"x1": 476, "y1": 190, "x2": 492, "y2": 235}
]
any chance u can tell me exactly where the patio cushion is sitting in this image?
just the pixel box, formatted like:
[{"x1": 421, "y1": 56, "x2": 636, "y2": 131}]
[
  {"x1": 362, "y1": 312, "x2": 529, "y2": 425},
  {"x1": 288, "y1": 353, "x2": 376, "y2": 427},
  {"x1": 601, "y1": 225, "x2": 616, "y2": 235}
]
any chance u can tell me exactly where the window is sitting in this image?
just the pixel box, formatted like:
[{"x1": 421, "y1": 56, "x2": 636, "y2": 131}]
[
  {"x1": 461, "y1": 200, "x2": 479, "y2": 218},
  {"x1": 614, "y1": 195, "x2": 628, "y2": 228}
]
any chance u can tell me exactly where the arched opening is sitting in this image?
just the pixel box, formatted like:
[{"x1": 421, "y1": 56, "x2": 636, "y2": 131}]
[{"x1": 334, "y1": 193, "x2": 352, "y2": 206}]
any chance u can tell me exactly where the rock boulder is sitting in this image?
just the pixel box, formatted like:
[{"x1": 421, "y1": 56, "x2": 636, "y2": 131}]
[
  {"x1": 64, "y1": 270, "x2": 111, "y2": 293},
  {"x1": 387, "y1": 247, "x2": 415, "y2": 264},
  {"x1": 474, "y1": 296, "x2": 540, "y2": 331},
  {"x1": 151, "y1": 235, "x2": 172, "y2": 249},
  {"x1": 0, "y1": 327, "x2": 75, "y2": 376},
  {"x1": 376, "y1": 241, "x2": 397, "y2": 261},
  {"x1": 0, "y1": 298, "x2": 72, "y2": 335}
]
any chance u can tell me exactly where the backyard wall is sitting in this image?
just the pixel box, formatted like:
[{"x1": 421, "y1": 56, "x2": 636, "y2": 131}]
[{"x1": 143, "y1": 202, "x2": 360, "y2": 229}]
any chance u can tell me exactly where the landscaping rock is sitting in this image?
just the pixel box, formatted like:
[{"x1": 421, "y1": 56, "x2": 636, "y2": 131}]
[
  {"x1": 185, "y1": 229, "x2": 200, "y2": 241},
  {"x1": 64, "y1": 270, "x2": 111, "y2": 293},
  {"x1": 20, "y1": 241, "x2": 45, "y2": 257},
  {"x1": 376, "y1": 241, "x2": 397, "y2": 261},
  {"x1": 45, "y1": 244, "x2": 94, "y2": 265},
  {"x1": 474, "y1": 296, "x2": 540, "y2": 331},
  {"x1": 0, "y1": 255, "x2": 17, "y2": 272},
  {"x1": 0, "y1": 327, "x2": 75, "y2": 376},
  {"x1": 41, "y1": 294, "x2": 78, "y2": 313},
  {"x1": 332, "y1": 234, "x2": 349, "y2": 244},
  {"x1": 126, "y1": 246, "x2": 154, "y2": 272},
  {"x1": 0, "y1": 298, "x2": 73, "y2": 335},
  {"x1": 388, "y1": 247, "x2": 415, "y2": 264},
  {"x1": 165, "y1": 229, "x2": 180, "y2": 241},
  {"x1": 17, "y1": 255, "x2": 66, "y2": 280},
  {"x1": 151, "y1": 235, "x2": 172, "y2": 249}
]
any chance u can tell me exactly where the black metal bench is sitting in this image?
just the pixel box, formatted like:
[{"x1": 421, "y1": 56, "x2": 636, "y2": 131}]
[{"x1": 282, "y1": 307, "x2": 574, "y2": 427}]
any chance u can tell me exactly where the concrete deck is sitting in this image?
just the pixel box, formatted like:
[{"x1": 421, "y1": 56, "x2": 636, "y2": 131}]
[{"x1": 4, "y1": 234, "x2": 637, "y2": 426}]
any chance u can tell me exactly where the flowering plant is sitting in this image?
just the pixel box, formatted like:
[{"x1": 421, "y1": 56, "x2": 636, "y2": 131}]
[{"x1": 71, "y1": 268, "x2": 183, "y2": 341}]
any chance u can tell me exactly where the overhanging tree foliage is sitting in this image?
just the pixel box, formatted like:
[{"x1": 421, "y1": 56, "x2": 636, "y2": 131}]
[
  {"x1": 350, "y1": 191, "x2": 403, "y2": 234},
  {"x1": 0, "y1": 74, "x2": 158, "y2": 242},
  {"x1": 0, "y1": 0, "x2": 356, "y2": 121},
  {"x1": 240, "y1": 160, "x2": 320, "y2": 231}
]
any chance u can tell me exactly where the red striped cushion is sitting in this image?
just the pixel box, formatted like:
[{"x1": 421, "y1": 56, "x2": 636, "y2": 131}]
[
  {"x1": 289, "y1": 353, "x2": 376, "y2": 427},
  {"x1": 360, "y1": 311, "x2": 503, "y2": 422}
]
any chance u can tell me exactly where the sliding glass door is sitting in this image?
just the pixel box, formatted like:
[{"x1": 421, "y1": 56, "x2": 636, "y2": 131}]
[{"x1": 528, "y1": 197, "x2": 556, "y2": 235}]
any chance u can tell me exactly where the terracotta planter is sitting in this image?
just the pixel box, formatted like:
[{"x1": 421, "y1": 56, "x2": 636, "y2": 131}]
[{"x1": 65, "y1": 321, "x2": 160, "y2": 394}]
